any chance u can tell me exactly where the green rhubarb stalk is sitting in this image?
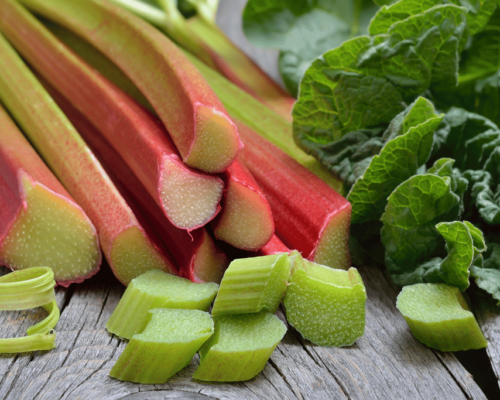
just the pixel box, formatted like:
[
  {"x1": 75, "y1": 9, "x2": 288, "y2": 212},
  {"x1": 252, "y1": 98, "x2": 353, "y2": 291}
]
[
  {"x1": 0, "y1": 30, "x2": 176, "y2": 286},
  {"x1": 19, "y1": 0, "x2": 241, "y2": 173},
  {"x1": 110, "y1": 308, "x2": 214, "y2": 383},
  {"x1": 106, "y1": 270, "x2": 219, "y2": 339},
  {"x1": 211, "y1": 254, "x2": 291, "y2": 317}
]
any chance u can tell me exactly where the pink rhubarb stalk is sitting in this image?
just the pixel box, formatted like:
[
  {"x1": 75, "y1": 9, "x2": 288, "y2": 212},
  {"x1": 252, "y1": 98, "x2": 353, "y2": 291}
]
[
  {"x1": 256, "y1": 235, "x2": 289, "y2": 257},
  {"x1": 0, "y1": 105, "x2": 101, "y2": 286},
  {"x1": 237, "y1": 121, "x2": 352, "y2": 269},
  {"x1": 0, "y1": 0, "x2": 224, "y2": 230},
  {"x1": 0, "y1": 30, "x2": 176, "y2": 286},
  {"x1": 19, "y1": 0, "x2": 241, "y2": 173},
  {"x1": 211, "y1": 159, "x2": 274, "y2": 251},
  {"x1": 53, "y1": 89, "x2": 229, "y2": 283}
]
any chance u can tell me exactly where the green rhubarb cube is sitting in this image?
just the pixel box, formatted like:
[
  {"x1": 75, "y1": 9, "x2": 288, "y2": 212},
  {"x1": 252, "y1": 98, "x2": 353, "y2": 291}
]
[
  {"x1": 396, "y1": 283, "x2": 487, "y2": 351},
  {"x1": 284, "y1": 256, "x2": 366, "y2": 347},
  {"x1": 110, "y1": 308, "x2": 214, "y2": 383},
  {"x1": 211, "y1": 254, "x2": 291, "y2": 317},
  {"x1": 192, "y1": 311, "x2": 287, "y2": 382},
  {"x1": 106, "y1": 270, "x2": 218, "y2": 339}
]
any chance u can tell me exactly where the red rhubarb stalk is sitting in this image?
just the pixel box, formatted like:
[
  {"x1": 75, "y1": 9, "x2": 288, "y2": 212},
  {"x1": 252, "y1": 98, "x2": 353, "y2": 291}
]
[
  {"x1": 237, "y1": 121, "x2": 352, "y2": 269},
  {"x1": 211, "y1": 159, "x2": 274, "y2": 251},
  {"x1": 52, "y1": 88, "x2": 229, "y2": 283},
  {"x1": 0, "y1": 0, "x2": 224, "y2": 230},
  {"x1": 256, "y1": 235, "x2": 290, "y2": 257},
  {"x1": 19, "y1": 0, "x2": 241, "y2": 173},
  {"x1": 0, "y1": 31, "x2": 176, "y2": 286},
  {"x1": 0, "y1": 105, "x2": 101, "y2": 286}
]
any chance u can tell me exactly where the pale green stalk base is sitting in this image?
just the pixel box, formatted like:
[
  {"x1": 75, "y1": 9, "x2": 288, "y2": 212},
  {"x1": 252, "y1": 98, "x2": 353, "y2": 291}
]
[
  {"x1": 284, "y1": 256, "x2": 366, "y2": 347},
  {"x1": 211, "y1": 254, "x2": 290, "y2": 317},
  {"x1": 396, "y1": 283, "x2": 487, "y2": 351},
  {"x1": 110, "y1": 309, "x2": 213, "y2": 383},
  {"x1": 193, "y1": 312, "x2": 286, "y2": 382},
  {"x1": 106, "y1": 270, "x2": 218, "y2": 339}
]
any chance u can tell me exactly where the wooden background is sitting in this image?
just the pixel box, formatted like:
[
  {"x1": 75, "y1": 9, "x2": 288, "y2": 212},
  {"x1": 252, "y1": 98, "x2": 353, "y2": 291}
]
[{"x1": 1, "y1": 0, "x2": 500, "y2": 399}]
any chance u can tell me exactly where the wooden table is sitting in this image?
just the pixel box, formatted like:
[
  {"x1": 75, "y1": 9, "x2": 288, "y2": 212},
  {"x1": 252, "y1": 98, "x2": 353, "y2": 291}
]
[{"x1": 1, "y1": 1, "x2": 499, "y2": 398}]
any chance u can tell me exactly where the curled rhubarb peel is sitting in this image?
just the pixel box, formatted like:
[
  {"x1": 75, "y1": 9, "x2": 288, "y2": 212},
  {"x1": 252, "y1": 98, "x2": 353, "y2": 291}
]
[
  {"x1": 211, "y1": 159, "x2": 274, "y2": 251},
  {"x1": 0, "y1": 106, "x2": 101, "y2": 286},
  {"x1": 51, "y1": 91, "x2": 229, "y2": 284},
  {"x1": 0, "y1": 32, "x2": 175, "y2": 287},
  {"x1": 0, "y1": 267, "x2": 59, "y2": 353},
  {"x1": 19, "y1": 0, "x2": 241, "y2": 173},
  {"x1": 0, "y1": 0, "x2": 225, "y2": 231}
]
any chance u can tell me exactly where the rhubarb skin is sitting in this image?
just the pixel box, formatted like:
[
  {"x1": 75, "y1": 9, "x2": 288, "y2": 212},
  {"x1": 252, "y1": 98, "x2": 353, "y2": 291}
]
[
  {"x1": 0, "y1": 32, "x2": 175, "y2": 286},
  {"x1": 237, "y1": 122, "x2": 352, "y2": 270},
  {"x1": 19, "y1": 0, "x2": 241, "y2": 173},
  {"x1": 211, "y1": 159, "x2": 274, "y2": 251},
  {"x1": 0, "y1": 1, "x2": 224, "y2": 230},
  {"x1": 51, "y1": 89, "x2": 229, "y2": 284},
  {"x1": 0, "y1": 106, "x2": 101, "y2": 285}
]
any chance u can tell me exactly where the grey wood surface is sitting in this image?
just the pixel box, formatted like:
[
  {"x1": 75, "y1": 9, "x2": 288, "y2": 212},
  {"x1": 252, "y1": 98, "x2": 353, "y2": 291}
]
[{"x1": 0, "y1": 0, "x2": 495, "y2": 399}]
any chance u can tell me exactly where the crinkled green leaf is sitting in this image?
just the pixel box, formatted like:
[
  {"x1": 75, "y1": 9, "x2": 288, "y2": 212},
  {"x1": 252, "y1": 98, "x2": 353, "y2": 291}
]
[
  {"x1": 369, "y1": 0, "x2": 496, "y2": 36},
  {"x1": 471, "y1": 243, "x2": 500, "y2": 303},
  {"x1": 474, "y1": 70, "x2": 500, "y2": 126},
  {"x1": 293, "y1": 4, "x2": 468, "y2": 146},
  {"x1": 347, "y1": 98, "x2": 442, "y2": 224},
  {"x1": 242, "y1": 0, "x2": 378, "y2": 96}
]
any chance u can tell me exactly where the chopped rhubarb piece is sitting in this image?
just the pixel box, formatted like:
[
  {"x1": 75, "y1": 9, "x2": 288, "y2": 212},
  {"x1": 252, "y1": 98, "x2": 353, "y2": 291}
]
[
  {"x1": 110, "y1": 308, "x2": 214, "y2": 383},
  {"x1": 193, "y1": 312, "x2": 287, "y2": 382},
  {"x1": 396, "y1": 284, "x2": 488, "y2": 352},
  {"x1": 19, "y1": 0, "x2": 241, "y2": 173},
  {"x1": 237, "y1": 122, "x2": 351, "y2": 269},
  {"x1": 211, "y1": 159, "x2": 274, "y2": 250},
  {"x1": 106, "y1": 270, "x2": 218, "y2": 340},
  {"x1": 0, "y1": 31, "x2": 175, "y2": 286},
  {"x1": 0, "y1": 105, "x2": 100, "y2": 286},
  {"x1": 0, "y1": 1, "x2": 224, "y2": 230},
  {"x1": 212, "y1": 254, "x2": 291, "y2": 317},
  {"x1": 51, "y1": 90, "x2": 230, "y2": 283},
  {"x1": 284, "y1": 256, "x2": 366, "y2": 347},
  {"x1": 256, "y1": 235, "x2": 289, "y2": 256}
]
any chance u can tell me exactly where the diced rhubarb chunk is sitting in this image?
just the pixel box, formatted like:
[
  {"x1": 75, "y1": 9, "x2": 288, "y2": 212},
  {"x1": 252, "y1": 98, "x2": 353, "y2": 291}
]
[{"x1": 106, "y1": 270, "x2": 218, "y2": 339}]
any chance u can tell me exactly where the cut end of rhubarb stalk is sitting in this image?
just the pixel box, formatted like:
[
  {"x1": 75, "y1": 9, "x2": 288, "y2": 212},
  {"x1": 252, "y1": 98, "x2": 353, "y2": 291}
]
[
  {"x1": 312, "y1": 204, "x2": 352, "y2": 270},
  {"x1": 186, "y1": 104, "x2": 241, "y2": 173},
  {"x1": 211, "y1": 254, "x2": 291, "y2": 317},
  {"x1": 0, "y1": 172, "x2": 101, "y2": 286},
  {"x1": 110, "y1": 226, "x2": 176, "y2": 286},
  {"x1": 396, "y1": 283, "x2": 488, "y2": 352},
  {"x1": 284, "y1": 257, "x2": 366, "y2": 347},
  {"x1": 213, "y1": 176, "x2": 274, "y2": 251},
  {"x1": 159, "y1": 157, "x2": 223, "y2": 230},
  {"x1": 110, "y1": 308, "x2": 214, "y2": 384},
  {"x1": 106, "y1": 270, "x2": 219, "y2": 339},
  {"x1": 193, "y1": 312, "x2": 287, "y2": 382},
  {"x1": 190, "y1": 230, "x2": 229, "y2": 284}
]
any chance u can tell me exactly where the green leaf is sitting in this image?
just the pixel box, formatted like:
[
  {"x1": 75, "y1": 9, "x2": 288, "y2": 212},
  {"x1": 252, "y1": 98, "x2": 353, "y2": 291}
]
[
  {"x1": 475, "y1": 70, "x2": 500, "y2": 127},
  {"x1": 471, "y1": 243, "x2": 500, "y2": 303},
  {"x1": 464, "y1": 169, "x2": 500, "y2": 225},
  {"x1": 293, "y1": 4, "x2": 468, "y2": 145},
  {"x1": 369, "y1": 0, "x2": 496, "y2": 36},
  {"x1": 242, "y1": 0, "x2": 379, "y2": 96}
]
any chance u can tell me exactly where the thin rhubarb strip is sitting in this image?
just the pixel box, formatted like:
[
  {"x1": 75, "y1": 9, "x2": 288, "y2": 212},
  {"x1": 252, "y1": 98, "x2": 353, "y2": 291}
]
[
  {"x1": 0, "y1": 32, "x2": 175, "y2": 286},
  {"x1": 237, "y1": 122, "x2": 352, "y2": 270},
  {"x1": 0, "y1": 1, "x2": 224, "y2": 230},
  {"x1": 19, "y1": 0, "x2": 241, "y2": 173},
  {"x1": 211, "y1": 159, "x2": 274, "y2": 251},
  {"x1": 0, "y1": 105, "x2": 101, "y2": 286},
  {"x1": 51, "y1": 90, "x2": 230, "y2": 283}
]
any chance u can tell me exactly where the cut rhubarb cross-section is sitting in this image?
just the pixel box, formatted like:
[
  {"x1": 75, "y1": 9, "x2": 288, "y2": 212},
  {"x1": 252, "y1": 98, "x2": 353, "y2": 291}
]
[
  {"x1": 0, "y1": 104, "x2": 101, "y2": 286},
  {"x1": 0, "y1": 31, "x2": 175, "y2": 286},
  {"x1": 0, "y1": 0, "x2": 224, "y2": 230},
  {"x1": 237, "y1": 122, "x2": 352, "y2": 269},
  {"x1": 19, "y1": 0, "x2": 241, "y2": 173}
]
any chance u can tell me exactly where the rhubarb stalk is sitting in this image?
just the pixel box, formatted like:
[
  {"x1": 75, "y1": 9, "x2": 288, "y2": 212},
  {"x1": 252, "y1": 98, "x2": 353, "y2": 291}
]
[
  {"x1": 50, "y1": 88, "x2": 229, "y2": 283},
  {"x1": 0, "y1": 0, "x2": 224, "y2": 230},
  {"x1": 0, "y1": 31, "x2": 175, "y2": 286},
  {"x1": 237, "y1": 122, "x2": 352, "y2": 270},
  {"x1": 19, "y1": 0, "x2": 241, "y2": 173},
  {"x1": 0, "y1": 104, "x2": 101, "y2": 286}
]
